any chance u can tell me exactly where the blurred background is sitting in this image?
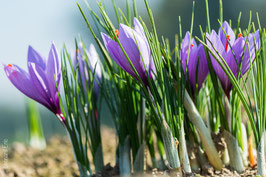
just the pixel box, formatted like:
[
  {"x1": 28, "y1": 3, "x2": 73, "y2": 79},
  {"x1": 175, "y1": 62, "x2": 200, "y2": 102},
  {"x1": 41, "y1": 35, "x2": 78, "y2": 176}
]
[{"x1": 1, "y1": 0, "x2": 266, "y2": 144}]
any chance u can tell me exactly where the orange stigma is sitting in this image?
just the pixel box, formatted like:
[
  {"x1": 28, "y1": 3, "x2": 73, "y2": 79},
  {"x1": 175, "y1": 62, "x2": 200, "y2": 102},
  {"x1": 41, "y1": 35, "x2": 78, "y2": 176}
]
[
  {"x1": 225, "y1": 35, "x2": 230, "y2": 52},
  {"x1": 191, "y1": 44, "x2": 194, "y2": 48},
  {"x1": 115, "y1": 29, "x2": 119, "y2": 38},
  {"x1": 238, "y1": 33, "x2": 243, "y2": 38},
  {"x1": 7, "y1": 64, "x2": 12, "y2": 67}
]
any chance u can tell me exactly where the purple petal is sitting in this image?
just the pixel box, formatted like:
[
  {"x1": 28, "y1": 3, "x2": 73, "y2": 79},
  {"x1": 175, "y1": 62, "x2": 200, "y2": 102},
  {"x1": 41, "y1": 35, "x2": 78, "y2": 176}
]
[
  {"x1": 87, "y1": 44, "x2": 102, "y2": 80},
  {"x1": 187, "y1": 46, "x2": 199, "y2": 90},
  {"x1": 28, "y1": 46, "x2": 46, "y2": 70},
  {"x1": 119, "y1": 23, "x2": 151, "y2": 79},
  {"x1": 180, "y1": 32, "x2": 209, "y2": 92},
  {"x1": 45, "y1": 44, "x2": 61, "y2": 105},
  {"x1": 182, "y1": 32, "x2": 198, "y2": 73},
  {"x1": 4, "y1": 64, "x2": 51, "y2": 110},
  {"x1": 206, "y1": 30, "x2": 227, "y2": 70},
  {"x1": 226, "y1": 37, "x2": 245, "y2": 77},
  {"x1": 222, "y1": 37, "x2": 250, "y2": 95},
  {"x1": 148, "y1": 55, "x2": 156, "y2": 78},
  {"x1": 248, "y1": 30, "x2": 260, "y2": 57},
  {"x1": 133, "y1": 18, "x2": 146, "y2": 40},
  {"x1": 46, "y1": 43, "x2": 61, "y2": 86},
  {"x1": 207, "y1": 30, "x2": 225, "y2": 55},
  {"x1": 133, "y1": 19, "x2": 156, "y2": 78},
  {"x1": 28, "y1": 62, "x2": 53, "y2": 107},
  {"x1": 253, "y1": 30, "x2": 261, "y2": 50},
  {"x1": 207, "y1": 30, "x2": 232, "y2": 95},
  {"x1": 241, "y1": 30, "x2": 261, "y2": 74},
  {"x1": 182, "y1": 32, "x2": 190, "y2": 51},
  {"x1": 87, "y1": 44, "x2": 102, "y2": 97},
  {"x1": 75, "y1": 47, "x2": 87, "y2": 92},
  {"x1": 195, "y1": 44, "x2": 209, "y2": 89},
  {"x1": 218, "y1": 21, "x2": 236, "y2": 48},
  {"x1": 182, "y1": 32, "x2": 197, "y2": 56},
  {"x1": 101, "y1": 32, "x2": 136, "y2": 78}
]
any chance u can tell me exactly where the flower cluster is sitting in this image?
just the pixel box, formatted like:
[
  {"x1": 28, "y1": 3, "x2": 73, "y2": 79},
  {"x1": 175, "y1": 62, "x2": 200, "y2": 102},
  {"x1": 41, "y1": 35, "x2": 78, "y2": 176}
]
[
  {"x1": 181, "y1": 32, "x2": 208, "y2": 94},
  {"x1": 206, "y1": 21, "x2": 260, "y2": 97},
  {"x1": 101, "y1": 18, "x2": 155, "y2": 86},
  {"x1": 73, "y1": 43, "x2": 102, "y2": 97},
  {"x1": 3, "y1": 3, "x2": 264, "y2": 176},
  {"x1": 4, "y1": 44, "x2": 64, "y2": 122}
]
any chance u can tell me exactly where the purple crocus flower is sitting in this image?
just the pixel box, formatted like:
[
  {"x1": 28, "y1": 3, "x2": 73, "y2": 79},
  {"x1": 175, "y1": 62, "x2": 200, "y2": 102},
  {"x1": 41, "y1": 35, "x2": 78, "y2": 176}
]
[
  {"x1": 206, "y1": 21, "x2": 260, "y2": 97},
  {"x1": 74, "y1": 43, "x2": 102, "y2": 98},
  {"x1": 4, "y1": 43, "x2": 64, "y2": 123},
  {"x1": 101, "y1": 18, "x2": 155, "y2": 86},
  {"x1": 182, "y1": 32, "x2": 209, "y2": 94}
]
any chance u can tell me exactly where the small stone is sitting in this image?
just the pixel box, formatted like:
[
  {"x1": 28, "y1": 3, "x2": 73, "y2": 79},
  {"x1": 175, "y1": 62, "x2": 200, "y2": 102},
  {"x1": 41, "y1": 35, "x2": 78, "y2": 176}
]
[{"x1": 152, "y1": 168, "x2": 158, "y2": 174}]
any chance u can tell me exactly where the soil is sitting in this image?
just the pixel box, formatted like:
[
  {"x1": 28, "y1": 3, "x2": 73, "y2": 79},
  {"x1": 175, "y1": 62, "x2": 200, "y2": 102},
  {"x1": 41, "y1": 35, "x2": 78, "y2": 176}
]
[{"x1": 0, "y1": 127, "x2": 258, "y2": 177}]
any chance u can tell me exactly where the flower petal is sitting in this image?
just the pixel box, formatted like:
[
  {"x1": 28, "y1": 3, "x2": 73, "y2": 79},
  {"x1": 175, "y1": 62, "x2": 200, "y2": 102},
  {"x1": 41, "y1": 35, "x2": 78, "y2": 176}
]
[
  {"x1": 78, "y1": 48, "x2": 89, "y2": 93},
  {"x1": 28, "y1": 46, "x2": 46, "y2": 70},
  {"x1": 241, "y1": 30, "x2": 261, "y2": 75},
  {"x1": 226, "y1": 37, "x2": 245, "y2": 77},
  {"x1": 119, "y1": 23, "x2": 151, "y2": 79},
  {"x1": 44, "y1": 44, "x2": 61, "y2": 106},
  {"x1": 4, "y1": 64, "x2": 51, "y2": 109},
  {"x1": 207, "y1": 30, "x2": 232, "y2": 94},
  {"x1": 133, "y1": 18, "x2": 156, "y2": 78},
  {"x1": 182, "y1": 32, "x2": 197, "y2": 49},
  {"x1": 207, "y1": 30, "x2": 225, "y2": 55},
  {"x1": 28, "y1": 62, "x2": 52, "y2": 101},
  {"x1": 133, "y1": 18, "x2": 146, "y2": 40},
  {"x1": 148, "y1": 55, "x2": 156, "y2": 78},
  {"x1": 182, "y1": 32, "x2": 198, "y2": 73},
  {"x1": 206, "y1": 30, "x2": 225, "y2": 74},
  {"x1": 87, "y1": 44, "x2": 102, "y2": 80},
  {"x1": 195, "y1": 44, "x2": 209, "y2": 89},
  {"x1": 46, "y1": 43, "x2": 61, "y2": 86},
  {"x1": 218, "y1": 21, "x2": 236, "y2": 47},
  {"x1": 101, "y1": 32, "x2": 136, "y2": 78},
  {"x1": 187, "y1": 46, "x2": 199, "y2": 90}
]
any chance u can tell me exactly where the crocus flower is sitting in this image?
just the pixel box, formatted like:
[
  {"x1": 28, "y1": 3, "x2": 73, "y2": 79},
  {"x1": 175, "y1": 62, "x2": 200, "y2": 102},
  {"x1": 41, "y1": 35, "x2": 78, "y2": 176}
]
[
  {"x1": 4, "y1": 43, "x2": 64, "y2": 123},
  {"x1": 182, "y1": 32, "x2": 209, "y2": 94},
  {"x1": 74, "y1": 43, "x2": 102, "y2": 98},
  {"x1": 206, "y1": 21, "x2": 260, "y2": 97},
  {"x1": 101, "y1": 18, "x2": 155, "y2": 86}
]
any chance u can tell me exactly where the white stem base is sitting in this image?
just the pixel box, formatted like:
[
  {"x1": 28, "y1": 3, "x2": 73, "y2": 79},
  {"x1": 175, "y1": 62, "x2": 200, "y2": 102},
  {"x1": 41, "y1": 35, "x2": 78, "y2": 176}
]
[
  {"x1": 184, "y1": 91, "x2": 223, "y2": 170},
  {"x1": 179, "y1": 124, "x2": 191, "y2": 173},
  {"x1": 258, "y1": 133, "x2": 266, "y2": 176},
  {"x1": 119, "y1": 136, "x2": 131, "y2": 177},
  {"x1": 223, "y1": 130, "x2": 244, "y2": 173}
]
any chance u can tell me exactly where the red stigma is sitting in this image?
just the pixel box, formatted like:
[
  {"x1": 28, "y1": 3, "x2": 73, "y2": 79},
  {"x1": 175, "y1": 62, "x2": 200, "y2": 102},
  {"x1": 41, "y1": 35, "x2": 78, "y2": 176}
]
[
  {"x1": 115, "y1": 29, "x2": 119, "y2": 38},
  {"x1": 191, "y1": 44, "x2": 194, "y2": 48},
  {"x1": 225, "y1": 35, "x2": 230, "y2": 52},
  {"x1": 7, "y1": 64, "x2": 12, "y2": 67},
  {"x1": 238, "y1": 33, "x2": 243, "y2": 38}
]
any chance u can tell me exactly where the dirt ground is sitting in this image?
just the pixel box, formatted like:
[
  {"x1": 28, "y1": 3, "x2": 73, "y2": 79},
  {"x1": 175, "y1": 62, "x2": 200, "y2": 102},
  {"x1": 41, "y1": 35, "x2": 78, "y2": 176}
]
[{"x1": 0, "y1": 127, "x2": 258, "y2": 177}]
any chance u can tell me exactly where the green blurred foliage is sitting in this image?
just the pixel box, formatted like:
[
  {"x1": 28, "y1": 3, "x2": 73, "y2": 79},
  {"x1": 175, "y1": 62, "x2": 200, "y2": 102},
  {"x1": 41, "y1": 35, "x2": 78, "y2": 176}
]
[{"x1": 153, "y1": 0, "x2": 266, "y2": 46}]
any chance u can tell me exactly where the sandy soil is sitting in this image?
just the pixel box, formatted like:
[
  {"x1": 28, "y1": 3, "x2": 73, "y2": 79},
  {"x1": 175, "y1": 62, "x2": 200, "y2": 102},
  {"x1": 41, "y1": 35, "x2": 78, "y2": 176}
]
[{"x1": 0, "y1": 127, "x2": 258, "y2": 177}]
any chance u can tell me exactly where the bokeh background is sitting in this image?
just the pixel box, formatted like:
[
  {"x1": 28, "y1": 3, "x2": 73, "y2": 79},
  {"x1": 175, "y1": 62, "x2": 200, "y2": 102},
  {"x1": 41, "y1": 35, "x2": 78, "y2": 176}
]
[{"x1": 1, "y1": 0, "x2": 266, "y2": 143}]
